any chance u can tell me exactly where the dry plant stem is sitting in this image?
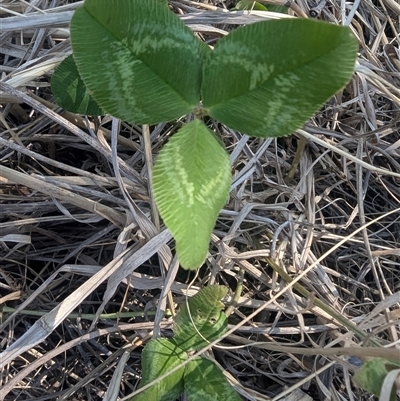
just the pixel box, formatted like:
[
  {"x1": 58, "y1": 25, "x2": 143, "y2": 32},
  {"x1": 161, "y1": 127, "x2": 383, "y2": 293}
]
[
  {"x1": 381, "y1": 0, "x2": 400, "y2": 14},
  {"x1": 0, "y1": 112, "x2": 24, "y2": 146},
  {"x1": 152, "y1": 256, "x2": 181, "y2": 339},
  {"x1": 0, "y1": 291, "x2": 21, "y2": 304},
  {"x1": 0, "y1": 10, "x2": 75, "y2": 31},
  {"x1": 286, "y1": 135, "x2": 308, "y2": 182},
  {"x1": 175, "y1": 0, "x2": 220, "y2": 11},
  {"x1": 59, "y1": 345, "x2": 132, "y2": 401},
  {"x1": 0, "y1": 265, "x2": 77, "y2": 333},
  {"x1": 58, "y1": 331, "x2": 154, "y2": 401},
  {"x1": 0, "y1": 8, "x2": 296, "y2": 32},
  {"x1": 1, "y1": 306, "x2": 159, "y2": 320},
  {"x1": 141, "y1": 123, "x2": 177, "y2": 336},
  {"x1": 355, "y1": 64, "x2": 400, "y2": 103},
  {"x1": 225, "y1": 335, "x2": 399, "y2": 360},
  {"x1": 0, "y1": 230, "x2": 171, "y2": 369},
  {"x1": 356, "y1": 142, "x2": 397, "y2": 343},
  {"x1": 0, "y1": 137, "x2": 142, "y2": 191},
  {"x1": 175, "y1": 0, "x2": 307, "y2": 18},
  {"x1": 257, "y1": 0, "x2": 308, "y2": 18},
  {"x1": 0, "y1": 323, "x2": 168, "y2": 399},
  {"x1": 0, "y1": 82, "x2": 144, "y2": 186},
  {"x1": 271, "y1": 361, "x2": 338, "y2": 401},
  {"x1": 104, "y1": 351, "x2": 131, "y2": 401},
  {"x1": 0, "y1": 165, "x2": 126, "y2": 227},
  {"x1": 381, "y1": 368, "x2": 400, "y2": 401},
  {"x1": 225, "y1": 268, "x2": 245, "y2": 316},
  {"x1": 109, "y1": 120, "x2": 176, "y2": 333},
  {"x1": 28, "y1": 92, "x2": 140, "y2": 152},
  {"x1": 142, "y1": 124, "x2": 160, "y2": 229},
  {"x1": 264, "y1": 256, "x2": 381, "y2": 346},
  {"x1": 297, "y1": 129, "x2": 400, "y2": 179},
  {"x1": 2, "y1": 1, "x2": 398, "y2": 399}
]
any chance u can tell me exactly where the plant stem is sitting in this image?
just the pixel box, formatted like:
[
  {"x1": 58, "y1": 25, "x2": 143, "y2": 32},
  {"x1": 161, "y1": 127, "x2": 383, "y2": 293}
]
[
  {"x1": 1, "y1": 306, "x2": 170, "y2": 320},
  {"x1": 264, "y1": 256, "x2": 381, "y2": 346},
  {"x1": 286, "y1": 135, "x2": 307, "y2": 183},
  {"x1": 225, "y1": 268, "x2": 244, "y2": 316}
]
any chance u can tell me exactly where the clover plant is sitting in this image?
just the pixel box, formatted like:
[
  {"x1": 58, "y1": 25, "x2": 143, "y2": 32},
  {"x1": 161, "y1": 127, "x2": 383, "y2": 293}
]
[
  {"x1": 52, "y1": 0, "x2": 357, "y2": 269},
  {"x1": 130, "y1": 285, "x2": 241, "y2": 401}
]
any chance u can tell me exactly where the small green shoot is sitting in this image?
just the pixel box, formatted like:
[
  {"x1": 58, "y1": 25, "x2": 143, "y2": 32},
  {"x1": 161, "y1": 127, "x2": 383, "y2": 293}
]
[
  {"x1": 353, "y1": 358, "x2": 399, "y2": 401},
  {"x1": 130, "y1": 285, "x2": 241, "y2": 401}
]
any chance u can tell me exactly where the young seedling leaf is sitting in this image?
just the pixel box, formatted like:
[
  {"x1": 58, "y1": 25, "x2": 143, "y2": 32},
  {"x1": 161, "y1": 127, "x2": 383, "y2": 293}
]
[
  {"x1": 353, "y1": 358, "x2": 397, "y2": 401},
  {"x1": 70, "y1": 0, "x2": 203, "y2": 124},
  {"x1": 173, "y1": 285, "x2": 228, "y2": 351},
  {"x1": 131, "y1": 338, "x2": 187, "y2": 401},
  {"x1": 152, "y1": 120, "x2": 231, "y2": 269},
  {"x1": 184, "y1": 357, "x2": 242, "y2": 401},
  {"x1": 202, "y1": 18, "x2": 357, "y2": 137},
  {"x1": 51, "y1": 55, "x2": 103, "y2": 116}
]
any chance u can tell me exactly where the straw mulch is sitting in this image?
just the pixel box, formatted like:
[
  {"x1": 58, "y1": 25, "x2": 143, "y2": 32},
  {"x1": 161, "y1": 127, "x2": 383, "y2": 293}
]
[{"x1": 1, "y1": 1, "x2": 399, "y2": 400}]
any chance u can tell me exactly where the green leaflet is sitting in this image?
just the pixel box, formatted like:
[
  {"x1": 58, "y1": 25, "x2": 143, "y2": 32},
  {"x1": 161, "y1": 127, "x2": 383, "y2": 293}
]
[
  {"x1": 173, "y1": 285, "x2": 228, "y2": 351},
  {"x1": 202, "y1": 18, "x2": 357, "y2": 137},
  {"x1": 235, "y1": 0, "x2": 268, "y2": 11},
  {"x1": 131, "y1": 338, "x2": 186, "y2": 401},
  {"x1": 234, "y1": 0, "x2": 288, "y2": 12},
  {"x1": 70, "y1": 0, "x2": 203, "y2": 124},
  {"x1": 353, "y1": 358, "x2": 398, "y2": 401},
  {"x1": 184, "y1": 358, "x2": 242, "y2": 401},
  {"x1": 266, "y1": 4, "x2": 289, "y2": 13},
  {"x1": 51, "y1": 54, "x2": 103, "y2": 115},
  {"x1": 152, "y1": 120, "x2": 231, "y2": 269}
]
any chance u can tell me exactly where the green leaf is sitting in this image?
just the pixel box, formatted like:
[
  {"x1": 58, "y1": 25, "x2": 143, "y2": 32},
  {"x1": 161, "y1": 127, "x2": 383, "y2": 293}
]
[
  {"x1": 235, "y1": 0, "x2": 268, "y2": 11},
  {"x1": 51, "y1": 55, "x2": 103, "y2": 115},
  {"x1": 266, "y1": 4, "x2": 288, "y2": 13},
  {"x1": 184, "y1": 358, "x2": 242, "y2": 401},
  {"x1": 353, "y1": 358, "x2": 397, "y2": 401},
  {"x1": 202, "y1": 18, "x2": 357, "y2": 137},
  {"x1": 70, "y1": 0, "x2": 203, "y2": 124},
  {"x1": 173, "y1": 285, "x2": 228, "y2": 351},
  {"x1": 152, "y1": 120, "x2": 231, "y2": 269},
  {"x1": 234, "y1": 1, "x2": 287, "y2": 13},
  {"x1": 131, "y1": 338, "x2": 187, "y2": 401}
]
